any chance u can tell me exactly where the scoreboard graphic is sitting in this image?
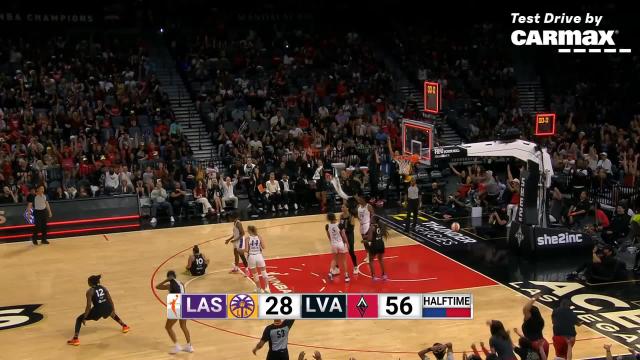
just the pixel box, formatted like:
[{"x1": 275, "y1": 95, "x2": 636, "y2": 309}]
[{"x1": 167, "y1": 293, "x2": 472, "y2": 320}]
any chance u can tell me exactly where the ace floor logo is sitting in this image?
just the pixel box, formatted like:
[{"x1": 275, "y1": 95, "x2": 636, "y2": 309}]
[
  {"x1": 0, "y1": 304, "x2": 44, "y2": 330},
  {"x1": 509, "y1": 281, "x2": 640, "y2": 349}
]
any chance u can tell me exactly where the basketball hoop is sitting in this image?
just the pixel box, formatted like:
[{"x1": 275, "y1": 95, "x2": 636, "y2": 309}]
[{"x1": 396, "y1": 154, "x2": 419, "y2": 176}]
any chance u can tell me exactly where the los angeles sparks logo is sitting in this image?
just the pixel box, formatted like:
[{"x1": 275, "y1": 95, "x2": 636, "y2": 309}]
[
  {"x1": 166, "y1": 294, "x2": 181, "y2": 319},
  {"x1": 228, "y1": 294, "x2": 257, "y2": 319}
]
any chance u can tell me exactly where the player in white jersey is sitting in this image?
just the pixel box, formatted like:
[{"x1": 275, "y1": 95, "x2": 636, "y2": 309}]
[
  {"x1": 325, "y1": 212, "x2": 350, "y2": 283},
  {"x1": 224, "y1": 212, "x2": 249, "y2": 275},
  {"x1": 356, "y1": 194, "x2": 374, "y2": 263},
  {"x1": 244, "y1": 225, "x2": 270, "y2": 293}
]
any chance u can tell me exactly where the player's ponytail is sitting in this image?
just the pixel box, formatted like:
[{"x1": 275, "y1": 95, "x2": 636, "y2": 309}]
[
  {"x1": 327, "y1": 212, "x2": 336, "y2": 222},
  {"x1": 193, "y1": 245, "x2": 200, "y2": 254},
  {"x1": 379, "y1": 222, "x2": 389, "y2": 240}
]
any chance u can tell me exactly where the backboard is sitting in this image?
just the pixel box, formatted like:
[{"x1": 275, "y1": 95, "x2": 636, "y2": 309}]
[{"x1": 402, "y1": 119, "x2": 433, "y2": 164}]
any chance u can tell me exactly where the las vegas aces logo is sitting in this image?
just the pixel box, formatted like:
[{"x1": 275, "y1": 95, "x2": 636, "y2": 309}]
[{"x1": 0, "y1": 305, "x2": 44, "y2": 330}]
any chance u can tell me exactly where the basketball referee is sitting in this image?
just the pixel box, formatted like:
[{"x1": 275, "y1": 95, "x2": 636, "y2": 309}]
[
  {"x1": 252, "y1": 319, "x2": 294, "y2": 359},
  {"x1": 28, "y1": 185, "x2": 52, "y2": 245},
  {"x1": 405, "y1": 178, "x2": 420, "y2": 232}
]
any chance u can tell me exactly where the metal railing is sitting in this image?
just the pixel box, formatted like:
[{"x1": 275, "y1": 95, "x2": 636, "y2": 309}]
[{"x1": 553, "y1": 172, "x2": 640, "y2": 209}]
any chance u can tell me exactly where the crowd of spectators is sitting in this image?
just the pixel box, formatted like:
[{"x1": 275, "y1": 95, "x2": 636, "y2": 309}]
[
  {"x1": 0, "y1": 34, "x2": 194, "y2": 206},
  {"x1": 172, "y1": 25, "x2": 413, "y2": 214}
]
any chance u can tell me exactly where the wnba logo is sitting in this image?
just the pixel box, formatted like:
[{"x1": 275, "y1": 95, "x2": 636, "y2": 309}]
[
  {"x1": 228, "y1": 294, "x2": 256, "y2": 319},
  {"x1": 167, "y1": 294, "x2": 182, "y2": 319}
]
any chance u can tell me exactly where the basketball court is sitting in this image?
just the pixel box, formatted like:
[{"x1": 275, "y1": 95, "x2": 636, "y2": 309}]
[{"x1": 0, "y1": 215, "x2": 626, "y2": 359}]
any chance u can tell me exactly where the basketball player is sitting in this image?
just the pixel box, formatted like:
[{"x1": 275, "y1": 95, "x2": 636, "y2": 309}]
[
  {"x1": 340, "y1": 202, "x2": 359, "y2": 274},
  {"x1": 225, "y1": 212, "x2": 249, "y2": 274},
  {"x1": 326, "y1": 212, "x2": 350, "y2": 283},
  {"x1": 244, "y1": 225, "x2": 270, "y2": 293},
  {"x1": 363, "y1": 216, "x2": 388, "y2": 281},
  {"x1": 252, "y1": 319, "x2": 295, "y2": 359},
  {"x1": 185, "y1": 245, "x2": 209, "y2": 276},
  {"x1": 67, "y1": 275, "x2": 129, "y2": 346},
  {"x1": 356, "y1": 193, "x2": 374, "y2": 263},
  {"x1": 155, "y1": 270, "x2": 193, "y2": 354}
]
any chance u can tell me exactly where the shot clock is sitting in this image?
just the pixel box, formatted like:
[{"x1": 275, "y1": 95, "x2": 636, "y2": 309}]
[
  {"x1": 423, "y1": 81, "x2": 441, "y2": 114},
  {"x1": 535, "y1": 113, "x2": 556, "y2": 136}
]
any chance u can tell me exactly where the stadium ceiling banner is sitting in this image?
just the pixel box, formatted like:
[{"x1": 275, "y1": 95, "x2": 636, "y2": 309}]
[{"x1": 0, "y1": 12, "x2": 95, "y2": 23}]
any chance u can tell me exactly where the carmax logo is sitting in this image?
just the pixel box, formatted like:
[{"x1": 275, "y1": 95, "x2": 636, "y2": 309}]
[{"x1": 510, "y1": 12, "x2": 631, "y2": 54}]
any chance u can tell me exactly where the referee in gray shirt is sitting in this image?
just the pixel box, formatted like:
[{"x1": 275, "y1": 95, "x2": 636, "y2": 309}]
[
  {"x1": 27, "y1": 185, "x2": 52, "y2": 245},
  {"x1": 253, "y1": 319, "x2": 294, "y2": 359},
  {"x1": 405, "y1": 178, "x2": 420, "y2": 232}
]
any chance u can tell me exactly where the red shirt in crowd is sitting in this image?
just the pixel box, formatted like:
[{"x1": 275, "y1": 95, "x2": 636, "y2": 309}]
[
  {"x1": 595, "y1": 209, "x2": 610, "y2": 228},
  {"x1": 79, "y1": 162, "x2": 95, "y2": 177},
  {"x1": 457, "y1": 184, "x2": 472, "y2": 198},
  {"x1": 336, "y1": 82, "x2": 348, "y2": 97},
  {"x1": 510, "y1": 191, "x2": 520, "y2": 205},
  {"x1": 298, "y1": 116, "x2": 310, "y2": 129}
]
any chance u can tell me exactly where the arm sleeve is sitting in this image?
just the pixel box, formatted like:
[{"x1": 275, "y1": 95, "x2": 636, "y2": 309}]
[{"x1": 261, "y1": 326, "x2": 271, "y2": 342}]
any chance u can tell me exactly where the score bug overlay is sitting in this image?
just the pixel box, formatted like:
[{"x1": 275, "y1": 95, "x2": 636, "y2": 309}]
[{"x1": 167, "y1": 293, "x2": 473, "y2": 320}]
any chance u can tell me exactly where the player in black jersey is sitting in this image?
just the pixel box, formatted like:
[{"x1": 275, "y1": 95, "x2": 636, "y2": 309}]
[
  {"x1": 67, "y1": 275, "x2": 129, "y2": 346},
  {"x1": 363, "y1": 216, "x2": 388, "y2": 281},
  {"x1": 185, "y1": 245, "x2": 209, "y2": 276},
  {"x1": 252, "y1": 319, "x2": 295, "y2": 360},
  {"x1": 340, "y1": 202, "x2": 359, "y2": 275},
  {"x1": 156, "y1": 270, "x2": 193, "y2": 354}
]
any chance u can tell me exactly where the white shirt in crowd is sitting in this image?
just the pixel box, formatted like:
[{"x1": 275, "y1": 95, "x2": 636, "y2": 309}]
[
  {"x1": 281, "y1": 179, "x2": 291, "y2": 192},
  {"x1": 289, "y1": 127, "x2": 303, "y2": 138},
  {"x1": 119, "y1": 170, "x2": 132, "y2": 185},
  {"x1": 266, "y1": 180, "x2": 280, "y2": 194},
  {"x1": 270, "y1": 115, "x2": 285, "y2": 128},
  {"x1": 221, "y1": 179, "x2": 237, "y2": 198},
  {"x1": 105, "y1": 172, "x2": 120, "y2": 188},
  {"x1": 597, "y1": 158, "x2": 612, "y2": 174}
]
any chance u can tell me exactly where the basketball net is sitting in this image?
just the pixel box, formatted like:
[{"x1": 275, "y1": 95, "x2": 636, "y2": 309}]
[
  {"x1": 396, "y1": 154, "x2": 419, "y2": 176},
  {"x1": 397, "y1": 158, "x2": 413, "y2": 176}
]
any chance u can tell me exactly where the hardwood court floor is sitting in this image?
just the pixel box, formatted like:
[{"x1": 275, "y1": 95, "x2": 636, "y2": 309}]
[{"x1": 0, "y1": 215, "x2": 626, "y2": 360}]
